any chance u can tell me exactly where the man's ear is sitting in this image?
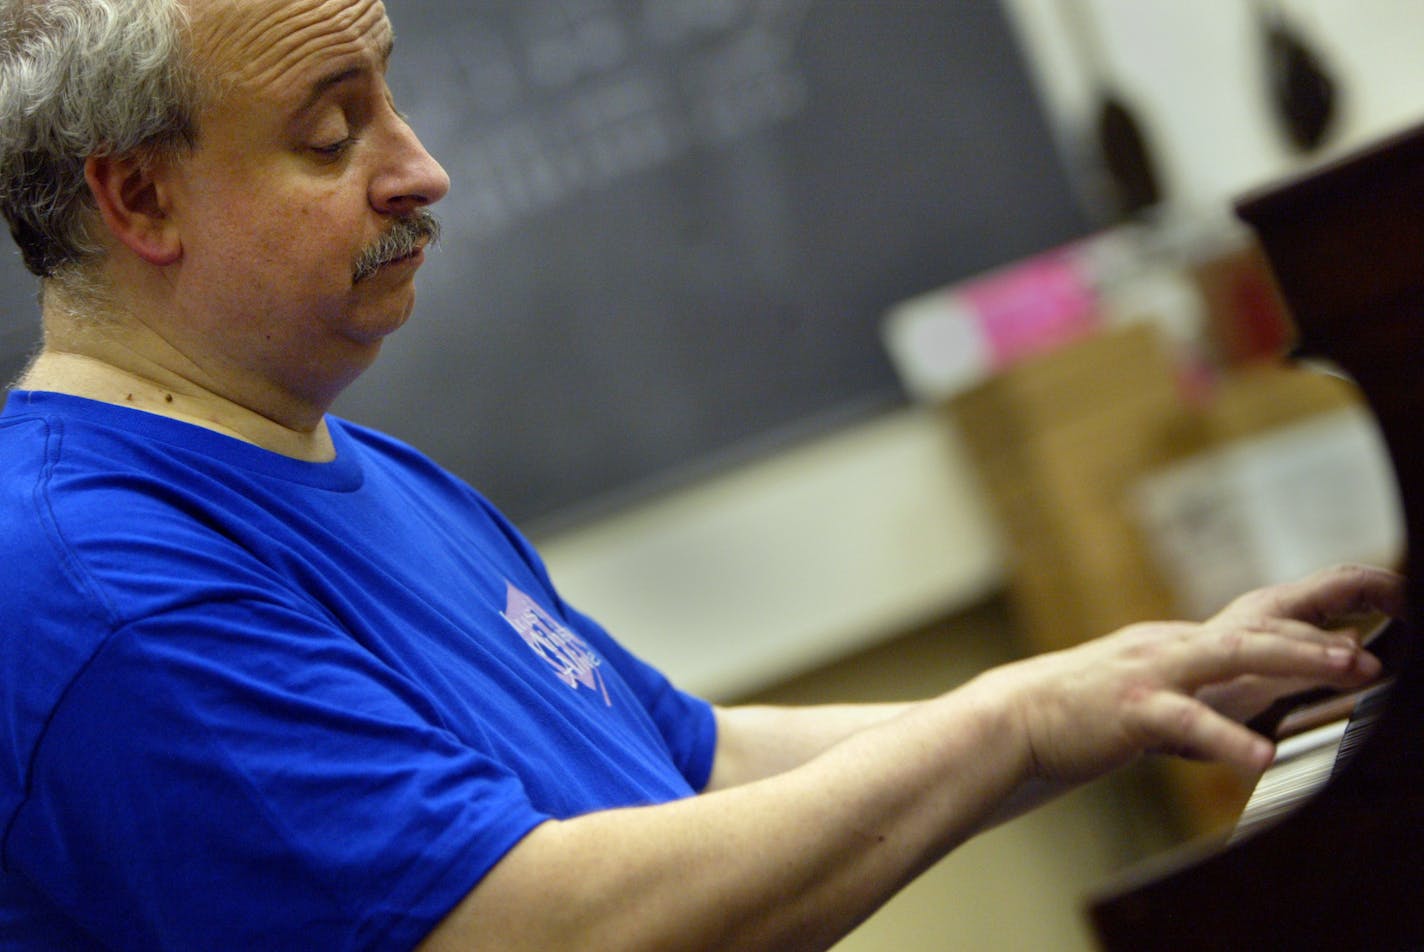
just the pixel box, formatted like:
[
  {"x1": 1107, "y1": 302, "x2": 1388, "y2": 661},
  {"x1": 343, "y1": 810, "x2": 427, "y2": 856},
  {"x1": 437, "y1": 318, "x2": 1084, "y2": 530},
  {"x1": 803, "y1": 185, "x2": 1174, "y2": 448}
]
[{"x1": 84, "y1": 152, "x2": 183, "y2": 267}]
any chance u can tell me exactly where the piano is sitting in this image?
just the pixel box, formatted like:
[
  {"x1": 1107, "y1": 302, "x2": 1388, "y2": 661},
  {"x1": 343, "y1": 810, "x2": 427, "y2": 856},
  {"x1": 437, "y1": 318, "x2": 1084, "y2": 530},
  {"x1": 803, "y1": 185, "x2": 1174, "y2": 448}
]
[{"x1": 1089, "y1": 121, "x2": 1424, "y2": 950}]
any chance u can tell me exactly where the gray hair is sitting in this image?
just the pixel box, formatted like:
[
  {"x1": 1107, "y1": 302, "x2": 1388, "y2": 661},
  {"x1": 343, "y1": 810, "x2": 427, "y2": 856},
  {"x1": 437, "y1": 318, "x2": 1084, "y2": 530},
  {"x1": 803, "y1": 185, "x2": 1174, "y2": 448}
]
[{"x1": 0, "y1": 0, "x2": 203, "y2": 283}]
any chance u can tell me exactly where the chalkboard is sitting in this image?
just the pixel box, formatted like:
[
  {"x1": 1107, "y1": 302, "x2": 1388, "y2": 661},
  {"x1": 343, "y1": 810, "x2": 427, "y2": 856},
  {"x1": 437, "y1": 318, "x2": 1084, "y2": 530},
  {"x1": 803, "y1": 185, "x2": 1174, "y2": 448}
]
[
  {"x1": 0, "y1": 267, "x2": 35, "y2": 387},
  {"x1": 0, "y1": 1, "x2": 1094, "y2": 534}
]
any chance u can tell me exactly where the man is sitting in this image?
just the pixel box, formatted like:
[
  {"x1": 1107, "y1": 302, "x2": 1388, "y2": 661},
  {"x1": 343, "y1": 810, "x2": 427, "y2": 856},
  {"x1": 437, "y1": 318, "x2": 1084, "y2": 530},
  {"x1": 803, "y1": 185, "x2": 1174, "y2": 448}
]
[{"x1": 0, "y1": 0, "x2": 1401, "y2": 948}]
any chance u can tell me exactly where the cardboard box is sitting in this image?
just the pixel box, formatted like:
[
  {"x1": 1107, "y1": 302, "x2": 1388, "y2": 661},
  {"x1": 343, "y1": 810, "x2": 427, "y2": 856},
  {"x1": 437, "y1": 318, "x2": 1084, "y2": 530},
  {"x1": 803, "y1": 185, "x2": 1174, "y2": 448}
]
[{"x1": 945, "y1": 322, "x2": 1186, "y2": 653}]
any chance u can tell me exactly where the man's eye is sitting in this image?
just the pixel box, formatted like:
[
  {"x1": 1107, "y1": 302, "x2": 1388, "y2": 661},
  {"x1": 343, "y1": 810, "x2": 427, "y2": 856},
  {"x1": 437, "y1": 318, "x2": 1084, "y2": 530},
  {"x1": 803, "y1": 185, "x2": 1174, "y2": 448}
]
[{"x1": 312, "y1": 137, "x2": 356, "y2": 158}]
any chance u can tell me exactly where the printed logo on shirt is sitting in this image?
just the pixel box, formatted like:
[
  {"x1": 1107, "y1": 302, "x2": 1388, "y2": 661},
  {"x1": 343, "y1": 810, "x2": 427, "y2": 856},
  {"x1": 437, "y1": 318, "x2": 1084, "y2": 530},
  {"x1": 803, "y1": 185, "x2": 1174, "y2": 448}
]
[{"x1": 502, "y1": 581, "x2": 612, "y2": 706}]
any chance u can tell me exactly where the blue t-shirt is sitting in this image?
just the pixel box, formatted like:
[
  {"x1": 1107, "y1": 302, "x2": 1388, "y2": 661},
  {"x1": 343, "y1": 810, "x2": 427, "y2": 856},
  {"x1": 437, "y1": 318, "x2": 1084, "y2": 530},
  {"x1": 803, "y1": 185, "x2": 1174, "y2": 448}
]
[{"x1": 0, "y1": 391, "x2": 717, "y2": 950}]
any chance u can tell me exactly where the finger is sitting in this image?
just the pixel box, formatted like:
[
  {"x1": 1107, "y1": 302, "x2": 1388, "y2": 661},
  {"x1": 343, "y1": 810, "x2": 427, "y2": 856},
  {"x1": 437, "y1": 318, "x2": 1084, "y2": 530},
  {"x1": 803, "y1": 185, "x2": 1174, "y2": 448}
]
[
  {"x1": 1240, "y1": 615, "x2": 1366, "y2": 645},
  {"x1": 1227, "y1": 563, "x2": 1405, "y2": 628},
  {"x1": 1196, "y1": 673, "x2": 1317, "y2": 721},
  {"x1": 1138, "y1": 692, "x2": 1275, "y2": 773},
  {"x1": 1171, "y1": 626, "x2": 1381, "y2": 690},
  {"x1": 1240, "y1": 616, "x2": 1396, "y2": 663}
]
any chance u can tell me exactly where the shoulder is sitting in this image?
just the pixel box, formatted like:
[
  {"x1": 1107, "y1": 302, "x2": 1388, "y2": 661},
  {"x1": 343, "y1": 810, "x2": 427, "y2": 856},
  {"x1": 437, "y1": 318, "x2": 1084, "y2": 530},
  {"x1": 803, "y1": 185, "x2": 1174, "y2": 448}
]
[{"x1": 330, "y1": 415, "x2": 547, "y2": 560}]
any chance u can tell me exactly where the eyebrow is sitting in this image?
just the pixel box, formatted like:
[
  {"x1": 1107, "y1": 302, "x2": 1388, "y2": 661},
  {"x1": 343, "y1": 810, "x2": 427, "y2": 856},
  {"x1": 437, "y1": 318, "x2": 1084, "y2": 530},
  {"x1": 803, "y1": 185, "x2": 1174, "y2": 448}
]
[{"x1": 293, "y1": 36, "x2": 395, "y2": 118}]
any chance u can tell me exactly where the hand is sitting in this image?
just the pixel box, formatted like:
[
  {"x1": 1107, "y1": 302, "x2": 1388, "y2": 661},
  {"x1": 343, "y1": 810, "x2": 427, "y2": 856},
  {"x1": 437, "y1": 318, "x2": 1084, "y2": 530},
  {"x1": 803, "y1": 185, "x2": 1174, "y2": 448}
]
[{"x1": 983, "y1": 563, "x2": 1404, "y2": 785}]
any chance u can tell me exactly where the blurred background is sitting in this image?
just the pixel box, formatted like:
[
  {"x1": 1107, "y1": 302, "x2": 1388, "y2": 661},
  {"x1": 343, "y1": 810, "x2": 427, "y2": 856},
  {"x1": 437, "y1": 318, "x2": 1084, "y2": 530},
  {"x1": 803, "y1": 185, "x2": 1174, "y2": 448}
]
[{"x1": 2, "y1": 2, "x2": 1421, "y2": 948}]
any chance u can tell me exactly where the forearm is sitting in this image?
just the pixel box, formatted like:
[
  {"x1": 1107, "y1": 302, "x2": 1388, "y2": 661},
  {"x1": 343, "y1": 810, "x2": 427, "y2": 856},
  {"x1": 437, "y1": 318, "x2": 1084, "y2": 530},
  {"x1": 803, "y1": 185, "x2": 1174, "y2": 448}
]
[
  {"x1": 420, "y1": 675, "x2": 1031, "y2": 952},
  {"x1": 705, "y1": 701, "x2": 915, "y2": 791}
]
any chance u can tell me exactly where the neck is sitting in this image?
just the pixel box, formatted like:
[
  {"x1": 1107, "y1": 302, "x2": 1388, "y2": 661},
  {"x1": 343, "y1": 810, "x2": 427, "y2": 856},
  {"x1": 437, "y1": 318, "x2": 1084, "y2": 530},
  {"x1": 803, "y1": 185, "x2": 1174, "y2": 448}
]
[{"x1": 19, "y1": 348, "x2": 337, "y2": 463}]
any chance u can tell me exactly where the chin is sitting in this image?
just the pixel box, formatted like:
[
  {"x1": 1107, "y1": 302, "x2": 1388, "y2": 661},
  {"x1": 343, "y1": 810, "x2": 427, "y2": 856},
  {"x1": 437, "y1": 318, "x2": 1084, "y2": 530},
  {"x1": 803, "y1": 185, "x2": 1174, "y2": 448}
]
[{"x1": 346, "y1": 291, "x2": 417, "y2": 344}]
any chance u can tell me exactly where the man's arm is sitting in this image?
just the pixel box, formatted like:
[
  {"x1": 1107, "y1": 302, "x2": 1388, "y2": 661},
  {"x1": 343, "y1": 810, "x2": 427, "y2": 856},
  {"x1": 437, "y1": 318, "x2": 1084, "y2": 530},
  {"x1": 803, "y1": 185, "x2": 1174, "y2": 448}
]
[
  {"x1": 417, "y1": 563, "x2": 1400, "y2": 952},
  {"x1": 704, "y1": 702, "x2": 911, "y2": 791},
  {"x1": 422, "y1": 676, "x2": 1033, "y2": 952}
]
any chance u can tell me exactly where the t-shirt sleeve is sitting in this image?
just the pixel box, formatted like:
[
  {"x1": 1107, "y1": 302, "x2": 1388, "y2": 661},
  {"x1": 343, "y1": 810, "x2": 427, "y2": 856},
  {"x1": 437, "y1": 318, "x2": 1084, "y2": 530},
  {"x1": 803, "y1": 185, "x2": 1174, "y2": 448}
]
[
  {"x1": 560, "y1": 601, "x2": 719, "y2": 792},
  {"x1": 470, "y1": 494, "x2": 719, "y2": 793},
  {"x1": 8, "y1": 597, "x2": 548, "y2": 952}
]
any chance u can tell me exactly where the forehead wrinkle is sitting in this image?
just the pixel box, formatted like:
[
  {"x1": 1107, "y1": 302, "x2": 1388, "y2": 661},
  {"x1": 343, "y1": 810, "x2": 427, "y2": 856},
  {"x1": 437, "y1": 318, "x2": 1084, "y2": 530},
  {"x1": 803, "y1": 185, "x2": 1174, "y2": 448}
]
[{"x1": 198, "y1": 0, "x2": 391, "y2": 102}]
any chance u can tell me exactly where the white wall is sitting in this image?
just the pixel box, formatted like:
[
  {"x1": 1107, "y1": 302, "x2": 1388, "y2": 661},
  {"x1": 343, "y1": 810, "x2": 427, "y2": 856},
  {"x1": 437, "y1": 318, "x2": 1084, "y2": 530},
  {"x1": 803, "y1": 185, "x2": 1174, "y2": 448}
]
[{"x1": 1001, "y1": 0, "x2": 1424, "y2": 215}]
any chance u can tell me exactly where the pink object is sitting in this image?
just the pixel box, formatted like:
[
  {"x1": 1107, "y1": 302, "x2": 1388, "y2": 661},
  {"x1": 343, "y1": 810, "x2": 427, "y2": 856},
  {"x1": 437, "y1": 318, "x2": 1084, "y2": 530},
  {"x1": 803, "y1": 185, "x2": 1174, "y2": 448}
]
[{"x1": 961, "y1": 250, "x2": 1101, "y2": 366}]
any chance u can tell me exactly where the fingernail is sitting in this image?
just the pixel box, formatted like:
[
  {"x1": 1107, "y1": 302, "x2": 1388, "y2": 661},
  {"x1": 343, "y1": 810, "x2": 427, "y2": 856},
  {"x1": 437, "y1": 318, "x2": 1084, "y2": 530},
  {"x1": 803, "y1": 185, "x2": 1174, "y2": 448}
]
[{"x1": 1326, "y1": 645, "x2": 1354, "y2": 666}]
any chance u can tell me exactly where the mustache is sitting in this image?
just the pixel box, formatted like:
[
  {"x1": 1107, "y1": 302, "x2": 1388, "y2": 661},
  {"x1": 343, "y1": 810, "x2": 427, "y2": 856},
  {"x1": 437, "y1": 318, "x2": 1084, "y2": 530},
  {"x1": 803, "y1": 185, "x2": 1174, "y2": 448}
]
[{"x1": 353, "y1": 210, "x2": 442, "y2": 283}]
